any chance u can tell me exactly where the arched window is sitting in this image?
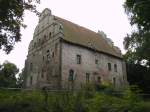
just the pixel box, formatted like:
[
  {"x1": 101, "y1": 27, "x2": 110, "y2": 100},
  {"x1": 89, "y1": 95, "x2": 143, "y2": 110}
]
[{"x1": 68, "y1": 69, "x2": 74, "y2": 81}]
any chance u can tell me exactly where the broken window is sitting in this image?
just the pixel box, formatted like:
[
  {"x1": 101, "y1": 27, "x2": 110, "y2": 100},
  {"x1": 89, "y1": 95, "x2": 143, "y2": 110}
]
[
  {"x1": 77, "y1": 54, "x2": 81, "y2": 64},
  {"x1": 108, "y1": 63, "x2": 111, "y2": 71}
]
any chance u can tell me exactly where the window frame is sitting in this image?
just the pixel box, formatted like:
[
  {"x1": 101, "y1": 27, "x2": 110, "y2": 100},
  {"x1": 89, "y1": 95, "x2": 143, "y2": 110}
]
[
  {"x1": 108, "y1": 63, "x2": 111, "y2": 71},
  {"x1": 68, "y1": 69, "x2": 74, "y2": 81},
  {"x1": 76, "y1": 54, "x2": 81, "y2": 64},
  {"x1": 30, "y1": 76, "x2": 33, "y2": 85},
  {"x1": 86, "y1": 73, "x2": 90, "y2": 83},
  {"x1": 114, "y1": 64, "x2": 117, "y2": 72},
  {"x1": 95, "y1": 59, "x2": 98, "y2": 64}
]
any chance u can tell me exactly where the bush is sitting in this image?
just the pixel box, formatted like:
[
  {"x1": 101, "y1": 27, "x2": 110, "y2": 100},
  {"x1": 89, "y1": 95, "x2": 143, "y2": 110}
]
[{"x1": 0, "y1": 87, "x2": 150, "y2": 112}]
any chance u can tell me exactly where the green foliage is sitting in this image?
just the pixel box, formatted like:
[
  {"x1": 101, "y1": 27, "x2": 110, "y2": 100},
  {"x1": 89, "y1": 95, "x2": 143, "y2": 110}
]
[
  {"x1": 124, "y1": 0, "x2": 150, "y2": 95},
  {"x1": 124, "y1": 0, "x2": 150, "y2": 31},
  {"x1": 0, "y1": 61, "x2": 19, "y2": 87},
  {"x1": 0, "y1": 0, "x2": 40, "y2": 53},
  {"x1": 126, "y1": 63, "x2": 150, "y2": 94},
  {"x1": 124, "y1": 0, "x2": 150, "y2": 66},
  {"x1": 0, "y1": 86, "x2": 150, "y2": 112},
  {"x1": 16, "y1": 68, "x2": 25, "y2": 88}
]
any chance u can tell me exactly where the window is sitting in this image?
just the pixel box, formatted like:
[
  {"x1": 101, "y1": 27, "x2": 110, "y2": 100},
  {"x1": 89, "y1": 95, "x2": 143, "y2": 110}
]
[
  {"x1": 59, "y1": 25, "x2": 63, "y2": 32},
  {"x1": 77, "y1": 55, "x2": 81, "y2": 64},
  {"x1": 43, "y1": 56, "x2": 44, "y2": 61},
  {"x1": 93, "y1": 72, "x2": 98, "y2": 75},
  {"x1": 86, "y1": 73, "x2": 90, "y2": 83},
  {"x1": 30, "y1": 63, "x2": 33, "y2": 71},
  {"x1": 114, "y1": 64, "x2": 117, "y2": 72},
  {"x1": 97, "y1": 76, "x2": 101, "y2": 83},
  {"x1": 49, "y1": 32, "x2": 51, "y2": 38},
  {"x1": 34, "y1": 42, "x2": 36, "y2": 47},
  {"x1": 44, "y1": 35, "x2": 46, "y2": 40},
  {"x1": 55, "y1": 43, "x2": 58, "y2": 55},
  {"x1": 113, "y1": 77, "x2": 116, "y2": 87},
  {"x1": 30, "y1": 76, "x2": 33, "y2": 85},
  {"x1": 108, "y1": 63, "x2": 111, "y2": 71},
  {"x1": 41, "y1": 73, "x2": 44, "y2": 78},
  {"x1": 47, "y1": 50, "x2": 50, "y2": 61},
  {"x1": 52, "y1": 52, "x2": 54, "y2": 58},
  {"x1": 39, "y1": 39, "x2": 41, "y2": 44},
  {"x1": 68, "y1": 69, "x2": 74, "y2": 81},
  {"x1": 95, "y1": 59, "x2": 98, "y2": 64}
]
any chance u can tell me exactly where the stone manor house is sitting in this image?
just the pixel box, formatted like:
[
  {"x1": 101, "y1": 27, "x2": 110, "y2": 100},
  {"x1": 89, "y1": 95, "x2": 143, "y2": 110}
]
[{"x1": 24, "y1": 8, "x2": 127, "y2": 89}]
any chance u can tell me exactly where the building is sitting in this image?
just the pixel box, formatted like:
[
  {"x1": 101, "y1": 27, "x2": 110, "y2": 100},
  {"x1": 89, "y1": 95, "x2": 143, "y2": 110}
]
[{"x1": 24, "y1": 8, "x2": 128, "y2": 89}]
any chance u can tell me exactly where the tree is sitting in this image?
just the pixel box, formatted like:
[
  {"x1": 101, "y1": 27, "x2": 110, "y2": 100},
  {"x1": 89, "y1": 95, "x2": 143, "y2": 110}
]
[
  {"x1": 124, "y1": 0, "x2": 150, "y2": 66},
  {"x1": 126, "y1": 63, "x2": 150, "y2": 94},
  {"x1": 124, "y1": 0, "x2": 150, "y2": 94},
  {"x1": 16, "y1": 68, "x2": 25, "y2": 88},
  {"x1": 0, "y1": 0, "x2": 40, "y2": 54},
  {"x1": 0, "y1": 61, "x2": 19, "y2": 87}
]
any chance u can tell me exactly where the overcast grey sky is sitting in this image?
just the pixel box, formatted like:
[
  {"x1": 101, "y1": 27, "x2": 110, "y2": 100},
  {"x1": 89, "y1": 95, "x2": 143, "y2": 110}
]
[{"x1": 0, "y1": 0, "x2": 132, "y2": 71}]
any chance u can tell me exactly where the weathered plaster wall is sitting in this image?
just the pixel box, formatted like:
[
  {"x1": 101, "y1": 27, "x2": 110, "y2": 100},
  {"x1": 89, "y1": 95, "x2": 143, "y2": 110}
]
[{"x1": 61, "y1": 42, "x2": 126, "y2": 89}]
